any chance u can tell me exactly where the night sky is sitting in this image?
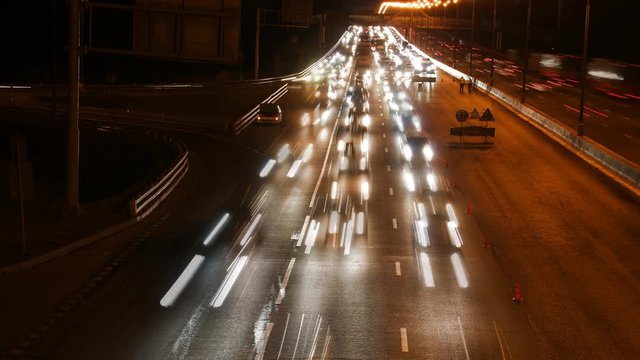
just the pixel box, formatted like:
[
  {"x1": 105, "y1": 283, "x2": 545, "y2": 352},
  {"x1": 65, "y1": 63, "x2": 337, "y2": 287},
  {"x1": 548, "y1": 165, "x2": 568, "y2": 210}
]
[{"x1": 0, "y1": 0, "x2": 637, "y2": 83}]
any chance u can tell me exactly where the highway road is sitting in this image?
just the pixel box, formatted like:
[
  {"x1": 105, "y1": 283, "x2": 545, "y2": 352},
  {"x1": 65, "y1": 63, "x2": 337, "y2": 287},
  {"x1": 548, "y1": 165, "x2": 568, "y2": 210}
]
[
  {"x1": 415, "y1": 30, "x2": 640, "y2": 166},
  {"x1": 2, "y1": 26, "x2": 639, "y2": 360}
]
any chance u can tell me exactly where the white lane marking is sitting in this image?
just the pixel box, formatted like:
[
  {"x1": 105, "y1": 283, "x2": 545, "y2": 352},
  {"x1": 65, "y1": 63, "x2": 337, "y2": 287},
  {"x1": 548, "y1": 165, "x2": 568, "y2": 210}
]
[
  {"x1": 387, "y1": 165, "x2": 391, "y2": 172},
  {"x1": 308, "y1": 315, "x2": 323, "y2": 359},
  {"x1": 160, "y1": 255, "x2": 205, "y2": 307},
  {"x1": 292, "y1": 314, "x2": 305, "y2": 360},
  {"x1": 389, "y1": 187, "x2": 394, "y2": 196},
  {"x1": 255, "y1": 322, "x2": 274, "y2": 360},
  {"x1": 385, "y1": 147, "x2": 388, "y2": 153},
  {"x1": 297, "y1": 216, "x2": 311, "y2": 247},
  {"x1": 382, "y1": 122, "x2": 385, "y2": 126},
  {"x1": 601, "y1": 123, "x2": 609, "y2": 128},
  {"x1": 309, "y1": 103, "x2": 341, "y2": 208},
  {"x1": 382, "y1": 133, "x2": 386, "y2": 138},
  {"x1": 457, "y1": 316, "x2": 471, "y2": 360},
  {"x1": 624, "y1": 133, "x2": 633, "y2": 139},
  {"x1": 395, "y1": 261, "x2": 402, "y2": 276},
  {"x1": 275, "y1": 258, "x2": 296, "y2": 304},
  {"x1": 392, "y1": 218, "x2": 398, "y2": 229},
  {"x1": 320, "y1": 326, "x2": 331, "y2": 360},
  {"x1": 276, "y1": 314, "x2": 291, "y2": 359},
  {"x1": 400, "y1": 328, "x2": 409, "y2": 352},
  {"x1": 493, "y1": 321, "x2": 508, "y2": 360}
]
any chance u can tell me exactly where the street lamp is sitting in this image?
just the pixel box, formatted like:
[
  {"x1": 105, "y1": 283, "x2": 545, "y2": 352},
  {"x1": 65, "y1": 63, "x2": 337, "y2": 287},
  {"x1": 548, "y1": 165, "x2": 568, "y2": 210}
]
[
  {"x1": 578, "y1": 0, "x2": 590, "y2": 136},
  {"x1": 490, "y1": 0, "x2": 497, "y2": 88},
  {"x1": 469, "y1": 0, "x2": 475, "y2": 90},
  {"x1": 521, "y1": 0, "x2": 532, "y2": 104}
]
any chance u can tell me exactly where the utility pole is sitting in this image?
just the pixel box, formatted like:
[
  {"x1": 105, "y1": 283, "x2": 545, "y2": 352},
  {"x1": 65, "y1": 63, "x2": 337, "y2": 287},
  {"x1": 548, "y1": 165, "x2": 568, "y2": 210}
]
[
  {"x1": 490, "y1": 0, "x2": 497, "y2": 88},
  {"x1": 521, "y1": 0, "x2": 532, "y2": 104},
  {"x1": 65, "y1": 0, "x2": 81, "y2": 214},
  {"x1": 254, "y1": 8, "x2": 261, "y2": 79},
  {"x1": 578, "y1": 0, "x2": 590, "y2": 136}
]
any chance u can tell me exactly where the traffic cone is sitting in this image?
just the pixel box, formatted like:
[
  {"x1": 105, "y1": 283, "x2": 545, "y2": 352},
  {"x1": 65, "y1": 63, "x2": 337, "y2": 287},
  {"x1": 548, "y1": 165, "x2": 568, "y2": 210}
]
[
  {"x1": 512, "y1": 283, "x2": 522, "y2": 303},
  {"x1": 466, "y1": 203, "x2": 472, "y2": 214}
]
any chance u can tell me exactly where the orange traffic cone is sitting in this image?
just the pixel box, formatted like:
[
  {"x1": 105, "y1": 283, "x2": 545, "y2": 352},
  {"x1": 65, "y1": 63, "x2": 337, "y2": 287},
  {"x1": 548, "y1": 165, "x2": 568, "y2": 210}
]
[
  {"x1": 512, "y1": 283, "x2": 522, "y2": 303},
  {"x1": 466, "y1": 203, "x2": 472, "y2": 214}
]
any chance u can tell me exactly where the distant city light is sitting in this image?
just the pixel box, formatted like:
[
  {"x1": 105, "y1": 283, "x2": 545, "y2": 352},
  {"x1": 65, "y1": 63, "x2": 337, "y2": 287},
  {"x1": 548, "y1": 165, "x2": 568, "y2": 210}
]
[{"x1": 378, "y1": 0, "x2": 459, "y2": 15}]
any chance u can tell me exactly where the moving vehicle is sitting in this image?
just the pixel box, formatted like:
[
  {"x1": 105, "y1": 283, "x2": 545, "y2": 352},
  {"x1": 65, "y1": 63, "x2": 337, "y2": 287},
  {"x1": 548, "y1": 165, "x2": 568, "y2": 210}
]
[{"x1": 256, "y1": 103, "x2": 283, "y2": 125}]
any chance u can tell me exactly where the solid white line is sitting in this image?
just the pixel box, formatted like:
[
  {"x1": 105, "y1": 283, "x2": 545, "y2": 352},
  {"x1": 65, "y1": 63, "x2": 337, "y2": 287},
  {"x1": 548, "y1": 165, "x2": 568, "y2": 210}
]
[
  {"x1": 387, "y1": 165, "x2": 391, "y2": 172},
  {"x1": 389, "y1": 187, "x2": 394, "y2": 196},
  {"x1": 275, "y1": 258, "x2": 296, "y2": 304},
  {"x1": 385, "y1": 147, "x2": 388, "y2": 153},
  {"x1": 292, "y1": 314, "x2": 305, "y2": 360},
  {"x1": 392, "y1": 218, "x2": 398, "y2": 229},
  {"x1": 382, "y1": 122, "x2": 385, "y2": 126},
  {"x1": 457, "y1": 316, "x2": 471, "y2": 360},
  {"x1": 320, "y1": 327, "x2": 331, "y2": 360},
  {"x1": 276, "y1": 313, "x2": 291, "y2": 360},
  {"x1": 493, "y1": 321, "x2": 507, "y2": 360},
  {"x1": 400, "y1": 328, "x2": 409, "y2": 352},
  {"x1": 383, "y1": 133, "x2": 386, "y2": 138},
  {"x1": 395, "y1": 261, "x2": 402, "y2": 276},
  {"x1": 297, "y1": 216, "x2": 311, "y2": 247},
  {"x1": 624, "y1": 133, "x2": 633, "y2": 139},
  {"x1": 308, "y1": 316, "x2": 323, "y2": 359},
  {"x1": 255, "y1": 322, "x2": 274, "y2": 360}
]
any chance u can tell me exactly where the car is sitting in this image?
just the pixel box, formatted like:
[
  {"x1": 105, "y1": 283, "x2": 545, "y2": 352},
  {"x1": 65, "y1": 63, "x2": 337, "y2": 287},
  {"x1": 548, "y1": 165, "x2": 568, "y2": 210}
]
[{"x1": 256, "y1": 103, "x2": 283, "y2": 125}]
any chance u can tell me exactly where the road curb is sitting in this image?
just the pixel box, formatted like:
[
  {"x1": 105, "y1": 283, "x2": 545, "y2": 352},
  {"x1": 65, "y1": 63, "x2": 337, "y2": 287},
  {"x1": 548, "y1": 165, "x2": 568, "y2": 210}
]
[{"x1": 0, "y1": 218, "x2": 137, "y2": 275}]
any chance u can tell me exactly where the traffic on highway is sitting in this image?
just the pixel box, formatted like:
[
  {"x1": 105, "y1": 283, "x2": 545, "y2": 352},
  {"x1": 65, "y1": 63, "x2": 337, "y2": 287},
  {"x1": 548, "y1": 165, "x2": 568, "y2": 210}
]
[{"x1": 4, "y1": 24, "x2": 639, "y2": 360}]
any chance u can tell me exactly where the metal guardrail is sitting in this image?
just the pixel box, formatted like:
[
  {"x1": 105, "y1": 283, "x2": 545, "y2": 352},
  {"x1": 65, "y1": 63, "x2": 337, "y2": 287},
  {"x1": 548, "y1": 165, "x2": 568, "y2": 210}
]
[
  {"x1": 231, "y1": 30, "x2": 350, "y2": 136},
  {"x1": 129, "y1": 138, "x2": 189, "y2": 220},
  {"x1": 233, "y1": 83, "x2": 289, "y2": 136}
]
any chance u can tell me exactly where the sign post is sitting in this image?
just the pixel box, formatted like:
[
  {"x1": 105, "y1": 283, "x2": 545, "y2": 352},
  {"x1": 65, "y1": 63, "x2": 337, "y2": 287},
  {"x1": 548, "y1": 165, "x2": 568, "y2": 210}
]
[
  {"x1": 455, "y1": 109, "x2": 469, "y2": 144},
  {"x1": 479, "y1": 108, "x2": 495, "y2": 143}
]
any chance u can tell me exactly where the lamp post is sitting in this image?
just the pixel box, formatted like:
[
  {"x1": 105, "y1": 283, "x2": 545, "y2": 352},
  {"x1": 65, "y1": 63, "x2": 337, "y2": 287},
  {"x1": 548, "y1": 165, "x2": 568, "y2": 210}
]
[
  {"x1": 578, "y1": 0, "x2": 590, "y2": 136},
  {"x1": 469, "y1": 0, "x2": 475, "y2": 90},
  {"x1": 453, "y1": 2, "x2": 459, "y2": 68},
  {"x1": 65, "y1": 0, "x2": 81, "y2": 214},
  {"x1": 521, "y1": 0, "x2": 532, "y2": 104},
  {"x1": 490, "y1": 0, "x2": 497, "y2": 88}
]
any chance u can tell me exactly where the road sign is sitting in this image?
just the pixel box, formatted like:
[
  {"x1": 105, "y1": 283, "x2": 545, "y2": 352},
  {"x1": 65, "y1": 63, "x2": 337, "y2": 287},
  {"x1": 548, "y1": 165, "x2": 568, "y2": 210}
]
[
  {"x1": 450, "y1": 126, "x2": 496, "y2": 137},
  {"x1": 480, "y1": 108, "x2": 495, "y2": 121},
  {"x1": 469, "y1": 108, "x2": 480, "y2": 120},
  {"x1": 455, "y1": 110, "x2": 469, "y2": 122}
]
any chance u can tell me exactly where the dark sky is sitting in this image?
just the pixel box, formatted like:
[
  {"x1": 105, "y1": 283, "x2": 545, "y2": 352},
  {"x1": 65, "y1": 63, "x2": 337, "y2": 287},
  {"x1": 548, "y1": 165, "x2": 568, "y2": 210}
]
[{"x1": 1, "y1": 0, "x2": 637, "y2": 78}]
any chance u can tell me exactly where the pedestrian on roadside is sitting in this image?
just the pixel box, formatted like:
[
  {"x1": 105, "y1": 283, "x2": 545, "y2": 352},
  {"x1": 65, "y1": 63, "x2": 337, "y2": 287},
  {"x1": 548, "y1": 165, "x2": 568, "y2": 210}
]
[
  {"x1": 467, "y1": 78, "x2": 473, "y2": 93},
  {"x1": 459, "y1": 76, "x2": 465, "y2": 93}
]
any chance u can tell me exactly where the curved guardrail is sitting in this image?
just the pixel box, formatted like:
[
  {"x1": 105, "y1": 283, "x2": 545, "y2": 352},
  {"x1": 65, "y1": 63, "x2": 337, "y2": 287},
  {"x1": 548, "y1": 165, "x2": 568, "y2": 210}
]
[
  {"x1": 233, "y1": 83, "x2": 289, "y2": 136},
  {"x1": 129, "y1": 138, "x2": 189, "y2": 220}
]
